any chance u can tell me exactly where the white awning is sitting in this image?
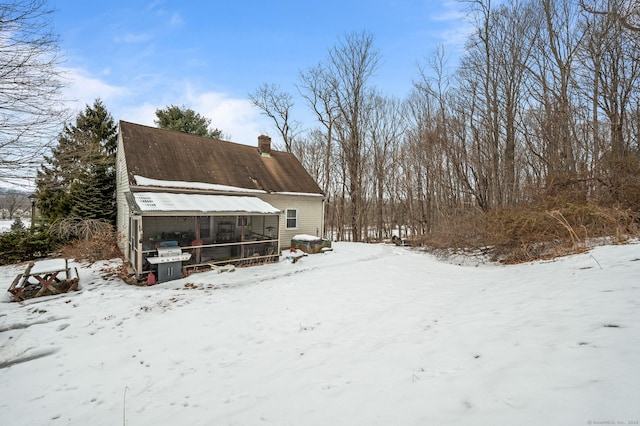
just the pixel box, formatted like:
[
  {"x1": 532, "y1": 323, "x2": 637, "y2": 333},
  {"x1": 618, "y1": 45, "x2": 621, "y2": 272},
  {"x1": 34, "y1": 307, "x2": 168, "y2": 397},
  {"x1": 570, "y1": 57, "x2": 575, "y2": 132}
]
[{"x1": 130, "y1": 192, "x2": 281, "y2": 215}]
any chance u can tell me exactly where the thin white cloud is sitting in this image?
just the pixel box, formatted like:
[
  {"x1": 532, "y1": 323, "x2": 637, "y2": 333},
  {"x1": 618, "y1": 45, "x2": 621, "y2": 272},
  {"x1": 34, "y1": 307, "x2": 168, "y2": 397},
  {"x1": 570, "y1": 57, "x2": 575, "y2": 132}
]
[
  {"x1": 168, "y1": 12, "x2": 183, "y2": 27},
  {"x1": 114, "y1": 32, "x2": 152, "y2": 43},
  {"x1": 429, "y1": 1, "x2": 474, "y2": 50},
  {"x1": 184, "y1": 89, "x2": 274, "y2": 145},
  {"x1": 431, "y1": 1, "x2": 467, "y2": 22},
  {"x1": 439, "y1": 26, "x2": 474, "y2": 49},
  {"x1": 113, "y1": 87, "x2": 274, "y2": 146},
  {"x1": 144, "y1": 1, "x2": 184, "y2": 28},
  {"x1": 59, "y1": 66, "x2": 273, "y2": 147},
  {"x1": 61, "y1": 67, "x2": 129, "y2": 114},
  {"x1": 119, "y1": 103, "x2": 158, "y2": 127}
]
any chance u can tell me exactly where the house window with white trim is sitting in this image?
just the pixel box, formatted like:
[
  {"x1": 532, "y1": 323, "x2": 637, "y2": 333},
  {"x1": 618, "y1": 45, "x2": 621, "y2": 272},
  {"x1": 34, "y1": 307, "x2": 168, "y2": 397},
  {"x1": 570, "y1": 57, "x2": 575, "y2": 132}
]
[{"x1": 286, "y1": 209, "x2": 298, "y2": 229}]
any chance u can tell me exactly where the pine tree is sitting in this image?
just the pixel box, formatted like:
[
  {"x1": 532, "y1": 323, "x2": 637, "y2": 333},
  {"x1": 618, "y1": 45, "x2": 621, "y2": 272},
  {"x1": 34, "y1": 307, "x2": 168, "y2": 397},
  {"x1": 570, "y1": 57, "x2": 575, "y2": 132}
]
[
  {"x1": 155, "y1": 105, "x2": 224, "y2": 139},
  {"x1": 10, "y1": 217, "x2": 25, "y2": 231},
  {"x1": 36, "y1": 99, "x2": 117, "y2": 224}
]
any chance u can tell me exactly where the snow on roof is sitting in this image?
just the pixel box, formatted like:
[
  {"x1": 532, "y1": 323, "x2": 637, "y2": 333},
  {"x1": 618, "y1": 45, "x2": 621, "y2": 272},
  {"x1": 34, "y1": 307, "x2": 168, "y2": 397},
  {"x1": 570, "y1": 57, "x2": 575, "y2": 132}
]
[
  {"x1": 134, "y1": 176, "x2": 323, "y2": 197},
  {"x1": 132, "y1": 192, "x2": 281, "y2": 214},
  {"x1": 274, "y1": 191, "x2": 324, "y2": 198},
  {"x1": 134, "y1": 175, "x2": 267, "y2": 194}
]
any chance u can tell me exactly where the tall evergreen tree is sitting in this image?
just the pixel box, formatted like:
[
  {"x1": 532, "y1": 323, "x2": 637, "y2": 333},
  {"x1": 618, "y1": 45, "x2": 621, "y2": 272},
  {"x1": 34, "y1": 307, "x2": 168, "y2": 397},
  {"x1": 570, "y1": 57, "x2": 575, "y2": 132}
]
[
  {"x1": 154, "y1": 105, "x2": 224, "y2": 139},
  {"x1": 36, "y1": 99, "x2": 117, "y2": 224}
]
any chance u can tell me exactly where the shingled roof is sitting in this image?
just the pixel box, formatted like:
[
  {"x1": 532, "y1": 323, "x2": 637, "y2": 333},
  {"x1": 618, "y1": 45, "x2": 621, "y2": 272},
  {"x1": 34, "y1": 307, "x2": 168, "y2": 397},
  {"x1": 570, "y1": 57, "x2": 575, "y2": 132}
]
[{"x1": 119, "y1": 121, "x2": 323, "y2": 195}]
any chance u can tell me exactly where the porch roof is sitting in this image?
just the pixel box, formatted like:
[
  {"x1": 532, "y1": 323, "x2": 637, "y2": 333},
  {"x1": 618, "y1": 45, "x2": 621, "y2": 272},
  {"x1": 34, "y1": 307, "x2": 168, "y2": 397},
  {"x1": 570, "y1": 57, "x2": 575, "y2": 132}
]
[{"x1": 128, "y1": 192, "x2": 281, "y2": 215}]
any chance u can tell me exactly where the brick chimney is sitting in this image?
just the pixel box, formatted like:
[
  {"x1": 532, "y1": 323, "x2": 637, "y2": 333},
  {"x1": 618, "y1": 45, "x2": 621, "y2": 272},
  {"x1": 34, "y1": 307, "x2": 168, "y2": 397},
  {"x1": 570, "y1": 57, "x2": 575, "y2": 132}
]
[{"x1": 258, "y1": 135, "x2": 271, "y2": 156}]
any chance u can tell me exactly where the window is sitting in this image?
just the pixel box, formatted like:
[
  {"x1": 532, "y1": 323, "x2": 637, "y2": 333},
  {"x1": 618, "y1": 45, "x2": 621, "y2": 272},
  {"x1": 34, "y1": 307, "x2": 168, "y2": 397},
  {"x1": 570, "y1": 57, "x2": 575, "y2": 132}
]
[{"x1": 286, "y1": 209, "x2": 298, "y2": 229}]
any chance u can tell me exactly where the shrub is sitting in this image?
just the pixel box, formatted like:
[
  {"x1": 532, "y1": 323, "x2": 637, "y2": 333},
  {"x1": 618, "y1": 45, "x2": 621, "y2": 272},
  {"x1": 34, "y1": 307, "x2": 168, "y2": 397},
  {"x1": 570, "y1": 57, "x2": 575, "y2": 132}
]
[
  {"x1": 59, "y1": 227, "x2": 121, "y2": 263},
  {"x1": 0, "y1": 218, "x2": 121, "y2": 265},
  {"x1": 10, "y1": 217, "x2": 25, "y2": 231},
  {"x1": 421, "y1": 197, "x2": 638, "y2": 264},
  {"x1": 48, "y1": 217, "x2": 113, "y2": 241},
  {"x1": 49, "y1": 218, "x2": 120, "y2": 263},
  {"x1": 0, "y1": 226, "x2": 60, "y2": 265},
  {"x1": 597, "y1": 154, "x2": 640, "y2": 211}
]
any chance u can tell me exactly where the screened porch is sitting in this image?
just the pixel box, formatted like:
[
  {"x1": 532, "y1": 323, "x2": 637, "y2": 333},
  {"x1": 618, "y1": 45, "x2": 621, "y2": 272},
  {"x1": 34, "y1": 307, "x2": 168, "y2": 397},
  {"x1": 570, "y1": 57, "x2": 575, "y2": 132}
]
[
  {"x1": 126, "y1": 192, "x2": 282, "y2": 278},
  {"x1": 141, "y1": 214, "x2": 279, "y2": 270}
]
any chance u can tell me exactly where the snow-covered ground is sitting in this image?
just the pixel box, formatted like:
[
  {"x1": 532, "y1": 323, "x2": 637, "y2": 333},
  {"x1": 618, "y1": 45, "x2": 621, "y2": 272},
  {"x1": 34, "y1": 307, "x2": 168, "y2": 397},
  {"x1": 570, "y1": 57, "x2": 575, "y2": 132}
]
[
  {"x1": 1, "y1": 241, "x2": 639, "y2": 425},
  {"x1": 0, "y1": 219, "x2": 30, "y2": 233}
]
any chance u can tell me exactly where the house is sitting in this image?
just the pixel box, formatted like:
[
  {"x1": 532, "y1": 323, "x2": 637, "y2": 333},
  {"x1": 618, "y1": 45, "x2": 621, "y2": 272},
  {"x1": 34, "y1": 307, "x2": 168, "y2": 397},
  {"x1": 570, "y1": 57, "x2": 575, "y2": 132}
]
[{"x1": 115, "y1": 121, "x2": 325, "y2": 279}]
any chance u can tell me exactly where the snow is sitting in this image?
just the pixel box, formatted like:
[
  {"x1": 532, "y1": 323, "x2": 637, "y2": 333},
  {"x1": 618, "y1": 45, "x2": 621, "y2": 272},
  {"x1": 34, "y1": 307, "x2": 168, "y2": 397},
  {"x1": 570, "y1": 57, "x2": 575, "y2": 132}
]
[
  {"x1": 134, "y1": 175, "x2": 267, "y2": 194},
  {"x1": 281, "y1": 248, "x2": 307, "y2": 262},
  {"x1": 292, "y1": 234, "x2": 323, "y2": 242},
  {"x1": 1, "y1": 241, "x2": 639, "y2": 425},
  {"x1": 27, "y1": 259, "x2": 67, "y2": 275},
  {"x1": 0, "y1": 219, "x2": 31, "y2": 233},
  {"x1": 132, "y1": 192, "x2": 281, "y2": 214},
  {"x1": 133, "y1": 175, "x2": 323, "y2": 197},
  {"x1": 274, "y1": 192, "x2": 324, "y2": 197}
]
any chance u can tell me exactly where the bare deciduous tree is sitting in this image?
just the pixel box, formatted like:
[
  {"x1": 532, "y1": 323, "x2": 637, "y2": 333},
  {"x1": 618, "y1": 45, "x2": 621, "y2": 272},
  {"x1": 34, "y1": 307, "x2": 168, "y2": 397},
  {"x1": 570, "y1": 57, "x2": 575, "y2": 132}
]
[
  {"x1": 372, "y1": 94, "x2": 403, "y2": 239},
  {"x1": 299, "y1": 64, "x2": 340, "y2": 195},
  {"x1": 291, "y1": 129, "x2": 326, "y2": 187},
  {"x1": 0, "y1": 0, "x2": 67, "y2": 184},
  {"x1": 248, "y1": 83, "x2": 299, "y2": 153},
  {"x1": 459, "y1": 0, "x2": 504, "y2": 209},
  {"x1": 580, "y1": 0, "x2": 640, "y2": 32},
  {"x1": 286, "y1": 2, "x2": 639, "y2": 244},
  {"x1": 328, "y1": 31, "x2": 380, "y2": 242},
  {"x1": 0, "y1": 190, "x2": 28, "y2": 219}
]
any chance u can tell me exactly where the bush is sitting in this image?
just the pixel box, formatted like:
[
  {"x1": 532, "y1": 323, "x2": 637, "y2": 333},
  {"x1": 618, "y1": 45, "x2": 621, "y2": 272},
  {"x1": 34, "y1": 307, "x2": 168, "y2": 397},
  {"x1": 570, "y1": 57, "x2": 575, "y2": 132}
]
[
  {"x1": 0, "y1": 226, "x2": 60, "y2": 265},
  {"x1": 10, "y1": 217, "x2": 25, "y2": 231},
  {"x1": 421, "y1": 197, "x2": 638, "y2": 264},
  {"x1": 594, "y1": 153, "x2": 640, "y2": 210},
  {"x1": 48, "y1": 217, "x2": 113, "y2": 241},
  {"x1": 59, "y1": 227, "x2": 121, "y2": 263},
  {"x1": 48, "y1": 218, "x2": 120, "y2": 263},
  {"x1": 0, "y1": 218, "x2": 121, "y2": 265}
]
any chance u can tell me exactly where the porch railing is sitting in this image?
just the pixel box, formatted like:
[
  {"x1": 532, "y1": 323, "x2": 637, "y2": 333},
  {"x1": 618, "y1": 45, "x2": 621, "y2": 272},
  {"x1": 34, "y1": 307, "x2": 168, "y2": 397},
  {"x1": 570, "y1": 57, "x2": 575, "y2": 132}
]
[{"x1": 141, "y1": 238, "x2": 279, "y2": 274}]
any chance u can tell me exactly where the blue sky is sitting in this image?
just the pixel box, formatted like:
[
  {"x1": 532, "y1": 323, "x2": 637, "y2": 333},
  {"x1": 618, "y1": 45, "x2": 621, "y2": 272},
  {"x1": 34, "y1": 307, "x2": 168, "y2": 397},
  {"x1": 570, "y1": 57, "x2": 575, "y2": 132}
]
[{"x1": 52, "y1": 0, "x2": 471, "y2": 146}]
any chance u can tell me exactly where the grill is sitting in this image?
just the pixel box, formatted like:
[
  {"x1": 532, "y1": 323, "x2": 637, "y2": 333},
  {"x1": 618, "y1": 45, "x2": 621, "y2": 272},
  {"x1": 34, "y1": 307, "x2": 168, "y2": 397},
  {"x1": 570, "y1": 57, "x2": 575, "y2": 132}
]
[{"x1": 147, "y1": 246, "x2": 191, "y2": 283}]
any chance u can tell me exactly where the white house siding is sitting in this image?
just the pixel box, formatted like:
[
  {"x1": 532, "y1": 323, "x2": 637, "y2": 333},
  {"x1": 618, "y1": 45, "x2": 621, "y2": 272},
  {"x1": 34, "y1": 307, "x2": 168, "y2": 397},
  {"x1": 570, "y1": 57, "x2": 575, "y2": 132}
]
[
  {"x1": 258, "y1": 193, "x2": 324, "y2": 248},
  {"x1": 115, "y1": 131, "x2": 131, "y2": 256}
]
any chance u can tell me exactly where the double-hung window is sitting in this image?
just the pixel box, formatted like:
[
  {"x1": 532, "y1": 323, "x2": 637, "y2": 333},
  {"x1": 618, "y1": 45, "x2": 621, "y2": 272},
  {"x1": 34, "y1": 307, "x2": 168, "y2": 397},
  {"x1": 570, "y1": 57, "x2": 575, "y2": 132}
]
[{"x1": 286, "y1": 209, "x2": 298, "y2": 229}]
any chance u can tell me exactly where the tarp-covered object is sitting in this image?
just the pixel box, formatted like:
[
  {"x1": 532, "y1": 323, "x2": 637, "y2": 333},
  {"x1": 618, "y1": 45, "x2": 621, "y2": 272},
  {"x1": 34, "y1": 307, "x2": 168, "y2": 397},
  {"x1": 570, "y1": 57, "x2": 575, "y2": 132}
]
[{"x1": 291, "y1": 235, "x2": 332, "y2": 254}]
